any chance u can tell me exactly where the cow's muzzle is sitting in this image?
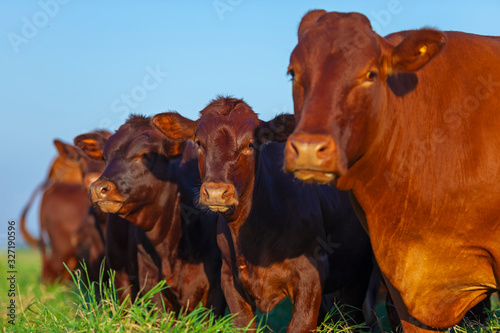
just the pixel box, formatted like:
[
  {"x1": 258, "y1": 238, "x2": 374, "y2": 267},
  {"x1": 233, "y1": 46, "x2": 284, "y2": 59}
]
[
  {"x1": 199, "y1": 182, "x2": 238, "y2": 213},
  {"x1": 284, "y1": 133, "x2": 347, "y2": 184},
  {"x1": 89, "y1": 180, "x2": 127, "y2": 214}
]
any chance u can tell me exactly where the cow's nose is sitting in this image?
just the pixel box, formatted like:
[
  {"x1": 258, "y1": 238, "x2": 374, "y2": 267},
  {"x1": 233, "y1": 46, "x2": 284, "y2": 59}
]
[
  {"x1": 200, "y1": 182, "x2": 238, "y2": 207},
  {"x1": 90, "y1": 180, "x2": 116, "y2": 202},
  {"x1": 285, "y1": 134, "x2": 337, "y2": 168}
]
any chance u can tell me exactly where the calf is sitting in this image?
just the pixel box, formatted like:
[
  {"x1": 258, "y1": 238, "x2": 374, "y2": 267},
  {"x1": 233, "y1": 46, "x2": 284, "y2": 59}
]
[
  {"x1": 76, "y1": 115, "x2": 225, "y2": 313},
  {"x1": 153, "y1": 97, "x2": 374, "y2": 332}
]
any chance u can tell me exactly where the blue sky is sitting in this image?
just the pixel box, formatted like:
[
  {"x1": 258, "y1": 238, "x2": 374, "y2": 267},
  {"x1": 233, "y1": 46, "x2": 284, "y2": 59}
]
[{"x1": 1, "y1": 0, "x2": 500, "y2": 245}]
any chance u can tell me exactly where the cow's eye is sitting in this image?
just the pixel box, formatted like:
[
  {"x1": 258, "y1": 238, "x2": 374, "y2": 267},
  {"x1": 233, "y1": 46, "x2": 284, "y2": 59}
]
[
  {"x1": 366, "y1": 71, "x2": 378, "y2": 81},
  {"x1": 287, "y1": 69, "x2": 295, "y2": 80},
  {"x1": 243, "y1": 141, "x2": 255, "y2": 154},
  {"x1": 194, "y1": 139, "x2": 203, "y2": 152}
]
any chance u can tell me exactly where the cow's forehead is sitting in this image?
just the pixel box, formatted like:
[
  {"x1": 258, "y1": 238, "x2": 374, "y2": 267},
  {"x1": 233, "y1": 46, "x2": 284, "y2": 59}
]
[
  {"x1": 293, "y1": 12, "x2": 380, "y2": 66},
  {"x1": 197, "y1": 110, "x2": 259, "y2": 140},
  {"x1": 104, "y1": 123, "x2": 162, "y2": 156}
]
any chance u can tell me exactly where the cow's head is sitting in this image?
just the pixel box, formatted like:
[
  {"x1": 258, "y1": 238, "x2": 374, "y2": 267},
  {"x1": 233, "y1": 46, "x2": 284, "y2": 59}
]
[
  {"x1": 153, "y1": 97, "x2": 294, "y2": 219},
  {"x1": 284, "y1": 10, "x2": 446, "y2": 184},
  {"x1": 75, "y1": 116, "x2": 185, "y2": 229},
  {"x1": 53, "y1": 132, "x2": 110, "y2": 190}
]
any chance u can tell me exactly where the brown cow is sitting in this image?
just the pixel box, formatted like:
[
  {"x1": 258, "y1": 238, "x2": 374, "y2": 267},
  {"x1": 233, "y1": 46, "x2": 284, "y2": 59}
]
[
  {"x1": 75, "y1": 115, "x2": 225, "y2": 314},
  {"x1": 74, "y1": 132, "x2": 140, "y2": 302},
  {"x1": 153, "y1": 97, "x2": 375, "y2": 332},
  {"x1": 283, "y1": 10, "x2": 500, "y2": 331},
  {"x1": 20, "y1": 139, "x2": 83, "y2": 248},
  {"x1": 20, "y1": 134, "x2": 109, "y2": 283}
]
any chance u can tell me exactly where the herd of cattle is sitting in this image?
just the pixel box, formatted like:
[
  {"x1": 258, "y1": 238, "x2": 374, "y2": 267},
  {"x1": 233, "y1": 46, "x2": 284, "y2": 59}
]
[{"x1": 19, "y1": 10, "x2": 500, "y2": 333}]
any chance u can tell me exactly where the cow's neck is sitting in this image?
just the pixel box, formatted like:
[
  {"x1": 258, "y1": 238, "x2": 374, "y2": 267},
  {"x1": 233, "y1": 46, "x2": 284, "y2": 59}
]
[
  {"x1": 144, "y1": 182, "x2": 182, "y2": 252},
  {"x1": 337, "y1": 84, "x2": 424, "y2": 202},
  {"x1": 125, "y1": 168, "x2": 184, "y2": 263}
]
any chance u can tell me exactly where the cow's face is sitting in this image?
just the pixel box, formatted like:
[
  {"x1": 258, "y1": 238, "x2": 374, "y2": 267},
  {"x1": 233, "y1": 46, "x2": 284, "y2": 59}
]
[
  {"x1": 195, "y1": 101, "x2": 259, "y2": 216},
  {"x1": 153, "y1": 97, "x2": 294, "y2": 218},
  {"x1": 76, "y1": 117, "x2": 184, "y2": 228},
  {"x1": 284, "y1": 10, "x2": 446, "y2": 184}
]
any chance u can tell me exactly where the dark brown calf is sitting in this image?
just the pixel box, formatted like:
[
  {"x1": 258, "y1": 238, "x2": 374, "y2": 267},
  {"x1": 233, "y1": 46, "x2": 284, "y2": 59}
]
[
  {"x1": 283, "y1": 10, "x2": 498, "y2": 331},
  {"x1": 75, "y1": 115, "x2": 225, "y2": 313},
  {"x1": 153, "y1": 97, "x2": 374, "y2": 332}
]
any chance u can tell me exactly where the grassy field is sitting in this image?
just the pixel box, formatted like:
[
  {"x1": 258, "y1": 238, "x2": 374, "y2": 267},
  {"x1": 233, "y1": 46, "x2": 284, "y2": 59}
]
[{"x1": 0, "y1": 248, "x2": 499, "y2": 332}]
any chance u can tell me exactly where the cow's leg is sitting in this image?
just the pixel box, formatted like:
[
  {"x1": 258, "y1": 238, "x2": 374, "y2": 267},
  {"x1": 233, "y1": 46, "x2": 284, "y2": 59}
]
[
  {"x1": 383, "y1": 276, "x2": 441, "y2": 333},
  {"x1": 220, "y1": 259, "x2": 255, "y2": 328},
  {"x1": 115, "y1": 270, "x2": 133, "y2": 304},
  {"x1": 339, "y1": 263, "x2": 373, "y2": 326},
  {"x1": 205, "y1": 271, "x2": 226, "y2": 316},
  {"x1": 289, "y1": 265, "x2": 322, "y2": 332}
]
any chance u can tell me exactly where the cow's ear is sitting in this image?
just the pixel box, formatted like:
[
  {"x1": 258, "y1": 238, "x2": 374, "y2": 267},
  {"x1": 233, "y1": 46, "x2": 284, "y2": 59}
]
[
  {"x1": 73, "y1": 133, "x2": 107, "y2": 160},
  {"x1": 164, "y1": 141, "x2": 187, "y2": 157},
  {"x1": 390, "y1": 29, "x2": 446, "y2": 73},
  {"x1": 152, "y1": 112, "x2": 197, "y2": 141},
  {"x1": 298, "y1": 9, "x2": 326, "y2": 41},
  {"x1": 255, "y1": 114, "x2": 295, "y2": 145},
  {"x1": 53, "y1": 139, "x2": 80, "y2": 162}
]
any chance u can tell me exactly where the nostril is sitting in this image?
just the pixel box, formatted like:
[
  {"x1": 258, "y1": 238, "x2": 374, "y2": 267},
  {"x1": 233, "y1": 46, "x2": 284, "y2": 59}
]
[
  {"x1": 92, "y1": 181, "x2": 113, "y2": 198},
  {"x1": 316, "y1": 141, "x2": 334, "y2": 158},
  {"x1": 204, "y1": 185, "x2": 210, "y2": 199},
  {"x1": 100, "y1": 185, "x2": 108, "y2": 194},
  {"x1": 221, "y1": 186, "x2": 230, "y2": 199},
  {"x1": 290, "y1": 139, "x2": 299, "y2": 157}
]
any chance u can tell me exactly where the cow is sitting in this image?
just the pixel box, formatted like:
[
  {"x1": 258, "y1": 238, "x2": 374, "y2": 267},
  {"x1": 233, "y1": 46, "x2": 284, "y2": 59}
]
[
  {"x1": 75, "y1": 115, "x2": 225, "y2": 314},
  {"x1": 152, "y1": 96, "x2": 375, "y2": 332},
  {"x1": 283, "y1": 10, "x2": 500, "y2": 331},
  {"x1": 69, "y1": 131, "x2": 112, "y2": 285},
  {"x1": 20, "y1": 139, "x2": 83, "y2": 249},
  {"x1": 74, "y1": 132, "x2": 139, "y2": 303},
  {"x1": 20, "y1": 134, "x2": 109, "y2": 283}
]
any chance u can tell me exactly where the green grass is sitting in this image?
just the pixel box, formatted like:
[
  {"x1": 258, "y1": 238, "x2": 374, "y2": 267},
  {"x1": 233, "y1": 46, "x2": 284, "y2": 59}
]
[{"x1": 1, "y1": 248, "x2": 499, "y2": 332}]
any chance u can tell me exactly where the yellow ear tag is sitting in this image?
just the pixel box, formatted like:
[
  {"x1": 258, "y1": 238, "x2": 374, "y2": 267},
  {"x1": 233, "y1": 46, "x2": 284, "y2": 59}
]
[{"x1": 419, "y1": 45, "x2": 428, "y2": 56}]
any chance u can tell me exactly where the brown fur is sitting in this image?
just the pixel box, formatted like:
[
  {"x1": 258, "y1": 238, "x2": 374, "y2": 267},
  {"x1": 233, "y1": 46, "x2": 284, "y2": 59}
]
[{"x1": 284, "y1": 11, "x2": 499, "y2": 331}]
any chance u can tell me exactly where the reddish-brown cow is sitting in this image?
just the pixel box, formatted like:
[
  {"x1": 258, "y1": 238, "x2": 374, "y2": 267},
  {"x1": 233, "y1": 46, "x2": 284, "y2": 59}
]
[
  {"x1": 20, "y1": 139, "x2": 83, "y2": 250},
  {"x1": 284, "y1": 10, "x2": 500, "y2": 331},
  {"x1": 153, "y1": 97, "x2": 375, "y2": 332},
  {"x1": 76, "y1": 116, "x2": 225, "y2": 314},
  {"x1": 20, "y1": 134, "x2": 109, "y2": 283}
]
